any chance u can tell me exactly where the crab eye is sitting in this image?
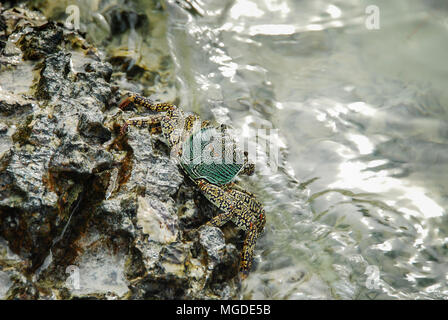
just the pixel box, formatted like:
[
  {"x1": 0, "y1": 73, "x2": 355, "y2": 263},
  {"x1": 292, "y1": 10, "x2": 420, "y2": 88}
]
[{"x1": 259, "y1": 213, "x2": 264, "y2": 220}]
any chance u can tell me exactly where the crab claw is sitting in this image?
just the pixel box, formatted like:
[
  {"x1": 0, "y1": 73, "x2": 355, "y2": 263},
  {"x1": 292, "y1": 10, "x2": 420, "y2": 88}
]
[{"x1": 119, "y1": 97, "x2": 132, "y2": 110}]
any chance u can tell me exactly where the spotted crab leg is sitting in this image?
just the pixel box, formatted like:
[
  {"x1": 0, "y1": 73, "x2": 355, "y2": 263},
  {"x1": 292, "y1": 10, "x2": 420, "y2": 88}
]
[
  {"x1": 196, "y1": 179, "x2": 263, "y2": 279},
  {"x1": 196, "y1": 179, "x2": 236, "y2": 225},
  {"x1": 224, "y1": 182, "x2": 256, "y2": 198},
  {"x1": 240, "y1": 224, "x2": 259, "y2": 278},
  {"x1": 120, "y1": 115, "x2": 164, "y2": 135},
  {"x1": 120, "y1": 94, "x2": 176, "y2": 112},
  {"x1": 120, "y1": 94, "x2": 187, "y2": 149}
]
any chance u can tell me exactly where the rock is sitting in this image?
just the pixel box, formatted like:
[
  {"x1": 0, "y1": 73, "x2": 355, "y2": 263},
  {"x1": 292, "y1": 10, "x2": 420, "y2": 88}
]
[
  {"x1": 136, "y1": 196, "x2": 178, "y2": 244},
  {"x1": 0, "y1": 92, "x2": 34, "y2": 117},
  {"x1": 125, "y1": 128, "x2": 185, "y2": 201},
  {"x1": 199, "y1": 226, "x2": 226, "y2": 265},
  {"x1": 0, "y1": 270, "x2": 13, "y2": 298},
  {"x1": 17, "y1": 21, "x2": 63, "y2": 60},
  {"x1": 159, "y1": 242, "x2": 189, "y2": 275},
  {"x1": 49, "y1": 138, "x2": 114, "y2": 174},
  {"x1": 0, "y1": 5, "x2": 241, "y2": 300},
  {"x1": 198, "y1": 226, "x2": 240, "y2": 284},
  {"x1": 68, "y1": 243, "x2": 129, "y2": 297}
]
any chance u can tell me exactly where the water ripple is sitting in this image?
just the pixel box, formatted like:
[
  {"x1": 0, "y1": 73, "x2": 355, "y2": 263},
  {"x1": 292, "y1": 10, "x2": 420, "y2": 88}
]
[{"x1": 165, "y1": 0, "x2": 448, "y2": 299}]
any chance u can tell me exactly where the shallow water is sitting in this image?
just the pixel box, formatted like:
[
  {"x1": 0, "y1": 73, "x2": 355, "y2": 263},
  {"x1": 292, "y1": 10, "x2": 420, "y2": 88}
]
[
  {"x1": 165, "y1": 0, "x2": 448, "y2": 300},
  {"x1": 37, "y1": 0, "x2": 448, "y2": 299}
]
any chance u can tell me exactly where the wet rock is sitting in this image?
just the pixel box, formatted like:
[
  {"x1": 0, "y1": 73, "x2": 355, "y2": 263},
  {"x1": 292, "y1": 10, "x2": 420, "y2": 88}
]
[
  {"x1": 178, "y1": 199, "x2": 203, "y2": 230},
  {"x1": 198, "y1": 226, "x2": 240, "y2": 283},
  {"x1": 97, "y1": 196, "x2": 136, "y2": 236},
  {"x1": 0, "y1": 270, "x2": 13, "y2": 298},
  {"x1": 0, "y1": 5, "x2": 242, "y2": 300},
  {"x1": 0, "y1": 123, "x2": 7, "y2": 133},
  {"x1": 49, "y1": 138, "x2": 114, "y2": 174},
  {"x1": 136, "y1": 196, "x2": 178, "y2": 244},
  {"x1": 83, "y1": 61, "x2": 113, "y2": 83},
  {"x1": 69, "y1": 243, "x2": 129, "y2": 298},
  {"x1": 0, "y1": 92, "x2": 34, "y2": 117},
  {"x1": 34, "y1": 50, "x2": 73, "y2": 100},
  {"x1": 159, "y1": 242, "x2": 189, "y2": 275},
  {"x1": 17, "y1": 21, "x2": 63, "y2": 60},
  {"x1": 78, "y1": 111, "x2": 112, "y2": 144},
  {"x1": 124, "y1": 128, "x2": 184, "y2": 201},
  {"x1": 199, "y1": 226, "x2": 226, "y2": 265}
]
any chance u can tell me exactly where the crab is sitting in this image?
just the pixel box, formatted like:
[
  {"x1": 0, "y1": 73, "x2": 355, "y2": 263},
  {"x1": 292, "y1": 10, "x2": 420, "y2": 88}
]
[{"x1": 118, "y1": 93, "x2": 266, "y2": 278}]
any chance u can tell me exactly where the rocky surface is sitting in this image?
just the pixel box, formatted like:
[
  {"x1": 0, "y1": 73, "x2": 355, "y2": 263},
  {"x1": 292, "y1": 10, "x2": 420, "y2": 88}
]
[{"x1": 0, "y1": 5, "x2": 243, "y2": 299}]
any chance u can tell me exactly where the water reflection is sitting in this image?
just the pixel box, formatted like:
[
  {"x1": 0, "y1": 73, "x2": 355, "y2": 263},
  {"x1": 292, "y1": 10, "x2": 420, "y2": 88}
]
[{"x1": 165, "y1": 0, "x2": 448, "y2": 299}]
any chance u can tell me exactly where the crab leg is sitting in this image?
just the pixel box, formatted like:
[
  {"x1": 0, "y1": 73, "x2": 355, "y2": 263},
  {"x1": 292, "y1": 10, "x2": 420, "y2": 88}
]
[
  {"x1": 224, "y1": 182, "x2": 257, "y2": 198},
  {"x1": 120, "y1": 94, "x2": 188, "y2": 148},
  {"x1": 120, "y1": 115, "x2": 164, "y2": 135},
  {"x1": 207, "y1": 211, "x2": 258, "y2": 278},
  {"x1": 240, "y1": 224, "x2": 259, "y2": 277},
  {"x1": 196, "y1": 179, "x2": 261, "y2": 278},
  {"x1": 120, "y1": 94, "x2": 176, "y2": 112},
  {"x1": 196, "y1": 179, "x2": 236, "y2": 213}
]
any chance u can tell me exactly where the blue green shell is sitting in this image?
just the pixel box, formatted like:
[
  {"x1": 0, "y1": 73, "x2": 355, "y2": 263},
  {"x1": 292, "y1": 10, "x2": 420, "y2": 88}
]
[{"x1": 180, "y1": 127, "x2": 244, "y2": 186}]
